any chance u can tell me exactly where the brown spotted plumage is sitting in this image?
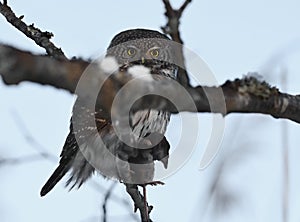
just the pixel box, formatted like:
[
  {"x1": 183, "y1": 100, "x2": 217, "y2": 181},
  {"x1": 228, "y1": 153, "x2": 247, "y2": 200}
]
[{"x1": 40, "y1": 29, "x2": 177, "y2": 197}]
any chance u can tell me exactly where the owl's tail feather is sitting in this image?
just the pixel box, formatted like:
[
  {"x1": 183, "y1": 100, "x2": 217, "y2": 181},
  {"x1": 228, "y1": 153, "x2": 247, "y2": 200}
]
[{"x1": 40, "y1": 163, "x2": 70, "y2": 197}]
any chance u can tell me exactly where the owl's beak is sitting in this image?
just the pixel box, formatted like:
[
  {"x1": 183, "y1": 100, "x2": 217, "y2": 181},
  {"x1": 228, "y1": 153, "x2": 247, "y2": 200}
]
[{"x1": 141, "y1": 57, "x2": 145, "y2": 64}]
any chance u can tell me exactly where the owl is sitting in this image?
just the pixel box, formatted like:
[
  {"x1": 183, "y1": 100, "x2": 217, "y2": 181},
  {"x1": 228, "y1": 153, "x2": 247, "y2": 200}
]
[{"x1": 40, "y1": 29, "x2": 177, "y2": 197}]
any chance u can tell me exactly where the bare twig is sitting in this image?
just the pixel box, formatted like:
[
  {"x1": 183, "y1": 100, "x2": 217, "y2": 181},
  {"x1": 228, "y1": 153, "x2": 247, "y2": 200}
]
[
  {"x1": 102, "y1": 182, "x2": 117, "y2": 222},
  {"x1": 161, "y1": 0, "x2": 192, "y2": 43},
  {"x1": 89, "y1": 181, "x2": 139, "y2": 221},
  {"x1": 201, "y1": 139, "x2": 257, "y2": 219},
  {"x1": 0, "y1": 1, "x2": 67, "y2": 59},
  {"x1": 11, "y1": 109, "x2": 57, "y2": 162},
  {"x1": 161, "y1": 0, "x2": 192, "y2": 86},
  {"x1": 280, "y1": 67, "x2": 289, "y2": 222},
  {"x1": 1, "y1": 108, "x2": 139, "y2": 221},
  {"x1": 0, "y1": 154, "x2": 49, "y2": 166}
]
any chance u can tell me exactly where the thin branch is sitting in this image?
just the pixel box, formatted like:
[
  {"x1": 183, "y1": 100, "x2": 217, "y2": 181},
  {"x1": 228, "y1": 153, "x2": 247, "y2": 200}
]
[
  {"x1": 1, "y1": 44, "x2": 300, "y2": 124},
  {"x1": 1, "y1": 107, "x2": 139, "y2": 221},
  {"x1": 161, "y1": 0, "x2": 192, "y2": 43},
  {"x1": 102, "y1": 182, "x2": 117, "y2": 222},
  {"x1": 178, "y1": 0, "x2": 192, "y2": 14},
  {"x1": 161, "y1": 0, "x2": 192, "y2": 86},
  {"x1": 125, "y1": 184, "x2": 153, "y2": 222},
  {"x1": 11, "y1": 109, "x2": 57, "y2": 161},
  {"x1": 202, "y1": 135, "x2": 257, "y2": 218},
  {"x1": 0, "y1": 1, "x2": 67, "y2": 59},
  {"x1": 0, "y1": 154, "x2": 49, "y2": 166},
  {"x1": 89, "y1": 181, "x2": 139, "y2": 221},
  {"x1": 280, "y1": 67, "x2": 289, "y2": 222}
]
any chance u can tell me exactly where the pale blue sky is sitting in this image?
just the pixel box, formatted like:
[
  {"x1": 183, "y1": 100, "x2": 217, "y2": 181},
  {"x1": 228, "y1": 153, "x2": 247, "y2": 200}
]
[{"x1": 1, "y1": 1, "x2": 300, "y2": 222}]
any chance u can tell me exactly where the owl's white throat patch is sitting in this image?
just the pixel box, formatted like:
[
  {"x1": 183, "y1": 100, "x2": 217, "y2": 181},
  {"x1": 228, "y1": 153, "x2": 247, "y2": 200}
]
[
  {"x1": 99, "y1": 56, "x2": 119, "y2": 74},
  {"x1": 128, "y1": 65, "x2": 153, "y2": 82}
]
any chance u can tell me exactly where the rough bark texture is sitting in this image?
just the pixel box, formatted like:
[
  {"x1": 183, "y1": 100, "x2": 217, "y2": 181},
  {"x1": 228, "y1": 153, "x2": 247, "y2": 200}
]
[
  {"x1": 0, "y1": 1, "x2": 66, "y2": 59},
  {"x1": 1, "y1": 44, "x2": 299, "y2": 124}
]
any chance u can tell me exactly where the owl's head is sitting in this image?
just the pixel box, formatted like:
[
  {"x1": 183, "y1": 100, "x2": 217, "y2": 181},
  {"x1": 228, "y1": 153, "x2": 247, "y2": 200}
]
[{"x1": 106, "y1": 29, "x2": 177, "y2": 78}]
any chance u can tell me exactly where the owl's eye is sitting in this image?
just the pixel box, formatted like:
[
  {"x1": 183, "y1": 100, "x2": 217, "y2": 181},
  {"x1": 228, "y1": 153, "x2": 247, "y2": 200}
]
[
  {"x1": 127, "y1": 48, "x2": 136, "y2": 56},
  {"x1": 150, "y1": 49, "x2": 159, "y2": 57}
]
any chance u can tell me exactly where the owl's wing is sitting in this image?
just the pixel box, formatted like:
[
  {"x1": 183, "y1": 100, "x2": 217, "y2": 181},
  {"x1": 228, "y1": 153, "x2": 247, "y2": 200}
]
[
  {"x1": 40, "y1": 103, "x2": 110, "y2": 196},
  {"x1": 40, "y1": 127, "x2": 78, "y2": 196}
]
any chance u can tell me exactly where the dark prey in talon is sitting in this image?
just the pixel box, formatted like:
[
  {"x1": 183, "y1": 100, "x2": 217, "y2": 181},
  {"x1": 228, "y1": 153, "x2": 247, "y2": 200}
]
[{"x1": 40, "y1": 29, "x2": 178, "y2": 220}]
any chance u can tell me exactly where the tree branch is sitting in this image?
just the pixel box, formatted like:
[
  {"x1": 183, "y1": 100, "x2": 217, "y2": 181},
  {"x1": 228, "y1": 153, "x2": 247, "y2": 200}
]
[
  {"x1": 161, "y1": 0, "x2": 192, "y2": 87},
  {"x1": 125, "y1": 184, "x2": 153, "y2": 222},
  {"x1": 0, "y1": 44, "x2": 87, "y2": 92},
  {"x1": 0, "y1": 1, "x2": 67, "y2": 59},
  {"x1": 161, "y1": 0, "x2": 191, "y2": 43},
  {"x1": 102, "y1": 182, "x2": 117, "y2": 222},
  {"x1": 1, "y1": 43, "x2": 300, "y2": 124},
  {"x1": 0, "y1": 154, "x2": 50, "y2": 166},
  {"x1": 11, "y1": 109, "x2": 58, "y2": 161},
  {"x1": 1, "y1": 108, "x2": 139, "y2": 221}
]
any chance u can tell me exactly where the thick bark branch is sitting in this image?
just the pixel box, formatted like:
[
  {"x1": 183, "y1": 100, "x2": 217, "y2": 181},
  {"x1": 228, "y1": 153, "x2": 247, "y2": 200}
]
[
  {"x1": 114, "y1": 76, "x2": 300, "y2": 124},
  {"x1": 0, "y1": 44, "x2": 87, "y2": 92},
  {"x1": 1, "y1": 43, "x2": 300, "y2": 124},
  {"x1": 0, "y1": 1, "x2": 67, "y2": 59}
]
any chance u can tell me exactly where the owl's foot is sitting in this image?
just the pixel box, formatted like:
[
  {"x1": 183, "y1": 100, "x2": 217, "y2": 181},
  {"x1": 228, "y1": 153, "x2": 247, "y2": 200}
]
[
  {"x1": 134, "y1": 203, "x2": 153, "y2": 213},
  {"x1": 144, "y1": 180, "x2": 165, "y2": 186}
]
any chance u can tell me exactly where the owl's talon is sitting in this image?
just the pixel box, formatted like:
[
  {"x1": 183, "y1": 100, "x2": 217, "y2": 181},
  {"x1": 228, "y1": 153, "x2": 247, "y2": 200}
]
[{"x1": 148, "y1": 205, "x2": 153, "y2": 213}]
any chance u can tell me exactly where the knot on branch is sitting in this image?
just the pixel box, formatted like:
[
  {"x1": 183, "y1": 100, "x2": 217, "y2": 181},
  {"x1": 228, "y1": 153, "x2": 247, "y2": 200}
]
[
  {"x1": 224, "y1": 74, "x2": 279, "y2": 100},
  {"x1": 27, "y1": 24, "x2": 54, "y2": 39}
]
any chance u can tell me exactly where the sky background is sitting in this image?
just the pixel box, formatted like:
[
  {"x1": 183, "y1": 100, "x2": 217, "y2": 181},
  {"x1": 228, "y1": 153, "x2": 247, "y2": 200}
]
[{"x1": 1, "y1": 0, "x2": 300, "y2": 222}]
